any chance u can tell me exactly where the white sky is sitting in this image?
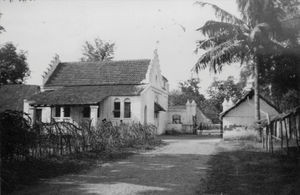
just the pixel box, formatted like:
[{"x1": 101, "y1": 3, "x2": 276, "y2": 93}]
[{"x1": 0, "y1": 0, "x2": 243, "y2": 94}]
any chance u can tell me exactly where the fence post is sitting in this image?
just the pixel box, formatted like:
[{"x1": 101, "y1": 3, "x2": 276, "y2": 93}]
[
  {"x1": 271, "y1": 122, "x2": 274, "y2": 153},
  {"x1": 293, "y1": 114, "x2": 299, "y2": 149},
  {"x1": 280, "y1": 120, "x2": 283, "y2": 149},
  {"x1": 220, "y1": 121, "x2": 223, "y2": 138},
  {"x1": 284, "y1": 118, "x2": 289, "y2": 154}
]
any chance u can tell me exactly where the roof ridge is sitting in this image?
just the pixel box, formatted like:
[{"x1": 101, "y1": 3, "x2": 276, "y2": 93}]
[{"x1": 61, "y1": 59, "x2": 151, "y2": 64}]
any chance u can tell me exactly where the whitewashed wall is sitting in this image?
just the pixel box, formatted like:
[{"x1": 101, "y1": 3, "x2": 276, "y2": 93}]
[{"x1": 104, "y1": 96, "x2": 141, "y2": 125}]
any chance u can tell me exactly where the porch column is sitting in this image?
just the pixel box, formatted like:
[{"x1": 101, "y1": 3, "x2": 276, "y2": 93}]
[
  {"x1": 31, "y1": 107, "x2": 37, "y2": 126},
  {"x1": 60, "y1": 106, "x2": 64, "y2": 119},
  {"x1": 90, "y1": 105, "x2": 98, "y2": 128}
]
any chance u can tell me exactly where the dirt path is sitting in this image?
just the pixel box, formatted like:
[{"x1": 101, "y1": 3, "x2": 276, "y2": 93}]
[{"x1": 17, "y1": 136, "x2": 221, "y2": 195}]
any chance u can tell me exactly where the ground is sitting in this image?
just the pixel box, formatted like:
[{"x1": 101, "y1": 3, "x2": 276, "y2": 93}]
[{"x1": 12, "y1": 136, "x2": 221, "y2": 195}]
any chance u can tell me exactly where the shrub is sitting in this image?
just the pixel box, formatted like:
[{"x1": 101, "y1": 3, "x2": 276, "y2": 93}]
[{"x1": 0, "y1": 110, "x2": 34, "y2": 161}]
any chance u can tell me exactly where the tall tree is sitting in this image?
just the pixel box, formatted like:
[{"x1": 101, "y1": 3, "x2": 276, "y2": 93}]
[
  {"x1": 81, "y1": 38, "x2": 115, "y2": 62},
  {"x1": 0, "y1": 43, "x2": 30, "y2": 85},
  {"x1": 169, "y1": 78, "x2": 205, "y2": 106},
  {"x1": 207, "y1": 76, "x2": 244, "y2": 112},
  {"x1": 193, "y1": 0, "x2": 296, "y2": 127}
]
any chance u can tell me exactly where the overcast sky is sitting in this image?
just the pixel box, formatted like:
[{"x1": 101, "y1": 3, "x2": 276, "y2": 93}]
[{"x1": 0, "y1": 0, "x2": 243, "y2": 94}]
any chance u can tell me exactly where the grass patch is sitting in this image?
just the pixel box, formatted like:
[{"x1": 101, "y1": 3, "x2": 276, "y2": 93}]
[{"x1": 198, "y1": 141, "x2": 300, "y2": 194}]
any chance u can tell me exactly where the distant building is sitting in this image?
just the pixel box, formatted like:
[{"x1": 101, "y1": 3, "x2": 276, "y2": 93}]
[
  {"x1": 167, "y1": 100, "x2": 212, "y2": 133},
  {"x1": 220, "y1": 90, "x2": 280, "y2": 130}
]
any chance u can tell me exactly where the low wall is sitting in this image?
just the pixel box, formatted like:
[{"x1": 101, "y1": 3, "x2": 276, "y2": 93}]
[{"x1": 166, "y1": 123, "x2": 194, "y2": 134}]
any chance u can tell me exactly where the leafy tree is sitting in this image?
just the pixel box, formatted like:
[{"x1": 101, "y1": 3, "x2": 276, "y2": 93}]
[
  {"x1": 194, "y1": 0, "x2": 297, "y2": 125},
  {"x1": 259, "y1": 47, "x2": 300, "y2": 111},
  {"x1": 81, "y1": 38, "x2": 115, "y2": 62},
  {"x1": 0, "y1": 43, "x2": 30, "y2": 85},
  {"x1": 207, "y1": 76, "x2": 244, "y2": 113},
  {"x1": 169, "y1": 78, "x2": 205, "y2": 106}
]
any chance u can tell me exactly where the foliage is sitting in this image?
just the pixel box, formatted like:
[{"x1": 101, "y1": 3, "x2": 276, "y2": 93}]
[
  {"x1": 169, "y1": 78, "x2": 223, "y2": 122},
  {"x1": 0, "y1": 43, "x2": 30, "y2": 84},
  {"x1": 0, "y1": 109, "x2": 159, "y2": 161},
  {"x1": 91, "y1": 122, "x2": 158, "y2": 152},
  {"x1": 0, "y1": 110, "x2": 160, "y2": 192},
  {"x1": 194, "y1": 0, "x2": 298, "y2": 123},
  {"x1": 259, "y1": 48, "x2": 300, "y2": 111},
  {"x1": 0, "y1": 110, "x2": 34, "y2": 161},
  {"x1": 81, "y1": 38, "x2": 115, "y2": 62},
  {"x1": 169, "y1": 78, "x2": 205, "y2": 106},
  {"x1": 207, "y1": 76, "x2": 244, "y2": 112},
  {"x1": 193, "y1": 0, "x2": 297, "y2": 72},
  {"x1": 279, "y1": 89, "x2": 300, "y2": 112}
]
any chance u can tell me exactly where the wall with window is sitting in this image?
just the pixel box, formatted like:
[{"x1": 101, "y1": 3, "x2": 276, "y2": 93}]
[{"x1": 100, "y1": 96, "x2": 141, "y2": 125}]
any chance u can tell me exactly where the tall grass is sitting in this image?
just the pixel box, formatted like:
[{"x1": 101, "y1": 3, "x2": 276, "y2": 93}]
[{"x1": 89, "y1": 122, "x2": 158, "y2": 152}]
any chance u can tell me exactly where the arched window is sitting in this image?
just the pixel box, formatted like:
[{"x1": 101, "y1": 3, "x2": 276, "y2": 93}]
[
  {"x1": 172, "y1": 114, "x2": 181, "y2": 124},
  {"x1": 113, "y1": 98, "x2": 121, "y2": 118},
  {"x1": 124, "y1": 98, "x2": 131, "y2": 118}
]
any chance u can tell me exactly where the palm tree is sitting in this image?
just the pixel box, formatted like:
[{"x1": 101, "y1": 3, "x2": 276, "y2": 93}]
[{"x1": 194, "y1": 0, "x2": 290, "y2": 129}]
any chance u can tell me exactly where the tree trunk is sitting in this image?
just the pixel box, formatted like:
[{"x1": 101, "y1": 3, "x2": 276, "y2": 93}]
[
  {"x1": 254, "y1": 58, "x2": 261, "y2": 134},
  {"x1": 254, "y1": 60, "x2": 261, "y2": 122}
]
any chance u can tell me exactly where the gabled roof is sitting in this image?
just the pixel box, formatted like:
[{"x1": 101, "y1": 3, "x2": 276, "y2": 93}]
[
  {"x1": 30, "y1": 85, "x2": 145, "y2": 106},
  {"x1": 220, "y1": 90, "x2": 280, "y2": 118},
  {"x1": 45, "y1": 59, "x2": 151, "y2": 87},
  {"x1": 0, "y1": 84, "x2": 40, "y2": 112}
]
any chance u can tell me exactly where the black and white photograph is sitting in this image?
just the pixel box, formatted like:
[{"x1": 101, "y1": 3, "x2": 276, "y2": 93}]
[{"x1": 0, "y1": 0, "x2": 299, "y2": 194}]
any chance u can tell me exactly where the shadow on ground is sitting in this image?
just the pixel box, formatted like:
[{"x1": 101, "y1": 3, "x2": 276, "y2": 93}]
[
  {"x1": 14, "y1": 153, "x2": 211, "y2": 195},
  {"x1": 11, "y1": 137, "x2": 220, "y2": 195},
  {"x1": 199, "y1": 142, "x2": 300, "y2": 195}
]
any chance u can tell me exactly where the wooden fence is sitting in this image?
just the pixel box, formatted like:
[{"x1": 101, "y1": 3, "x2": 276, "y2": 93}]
[
  {"x1": 260, "y1": 106, "x2": 300, "y2": 154},
  {"x1": 29, "y1": 119, "x2": 93, "y2": 159}
]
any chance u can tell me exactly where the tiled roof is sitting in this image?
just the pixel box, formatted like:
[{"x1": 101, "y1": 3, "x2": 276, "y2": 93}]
[
  {"x1": 0, "y1": 84, "x2": 40, "y2": 112},
  {"x1": 30, "y1": 85, "x2": 145, "y2": 106},
  {"x1": 45, "y1": 59, "x2": 151, "y2": 86},
  {"x1": 220, "y1": 90, "x2": 280, "y2": 118}
]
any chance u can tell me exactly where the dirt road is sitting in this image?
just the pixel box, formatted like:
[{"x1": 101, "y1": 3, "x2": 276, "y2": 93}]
[{"x1": 17, "y1": 136, "x2": 221, "y2": 195}]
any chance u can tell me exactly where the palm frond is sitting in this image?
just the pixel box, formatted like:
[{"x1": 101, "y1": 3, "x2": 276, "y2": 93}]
[
  {"x1": 0, "y1": 25, "x2": 5, "y2": 34},
  {"x1": 195, "y1": 31, "x2": 236, "y2": 51},
  {"x1": 194, "y1": 40, "x2": 246, "y2": 73},
  {"x1": 197, "y1": 20, "x2": 244, "y2": 38},
  {"x1": 194, "y1": 1, "x2": 245, "y2": 26}
]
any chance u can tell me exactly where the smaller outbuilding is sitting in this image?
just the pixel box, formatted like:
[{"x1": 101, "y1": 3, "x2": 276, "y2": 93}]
[{"x1": 220, "y1": 90, "x2": 280, "y2": 130}]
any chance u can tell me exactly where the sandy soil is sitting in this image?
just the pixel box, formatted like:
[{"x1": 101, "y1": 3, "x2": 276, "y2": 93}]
[{"x1": 15, "y1": 136, "x2": 221, "y2": 195}]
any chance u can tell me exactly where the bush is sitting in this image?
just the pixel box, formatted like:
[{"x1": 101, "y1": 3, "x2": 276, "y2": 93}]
[
  {"x1": 0, "y1": 110, "x2": 34, "y2": 161},
  {"x1": 223, "y1": 128, "x2": 259, "y2": 141}
]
